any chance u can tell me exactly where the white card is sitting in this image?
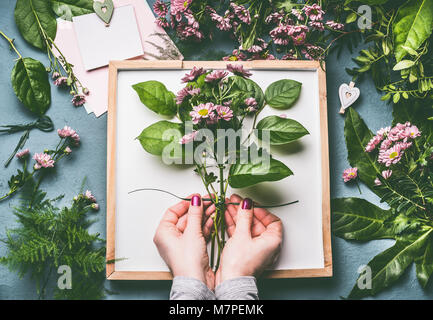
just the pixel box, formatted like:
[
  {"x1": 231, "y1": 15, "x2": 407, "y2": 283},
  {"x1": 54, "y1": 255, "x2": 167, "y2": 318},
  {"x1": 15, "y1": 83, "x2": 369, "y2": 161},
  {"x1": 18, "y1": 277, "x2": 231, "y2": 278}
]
[{"x1": 72, "y1": 5, "x2": 144, "y2": 71}]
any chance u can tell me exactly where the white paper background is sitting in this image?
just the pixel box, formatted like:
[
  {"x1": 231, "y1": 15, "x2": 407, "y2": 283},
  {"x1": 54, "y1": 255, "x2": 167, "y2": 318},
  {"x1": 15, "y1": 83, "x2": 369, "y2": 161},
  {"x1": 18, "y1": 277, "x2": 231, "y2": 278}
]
[{"x1": 114, "y1": 69, "x2": 325, "y2": 272}]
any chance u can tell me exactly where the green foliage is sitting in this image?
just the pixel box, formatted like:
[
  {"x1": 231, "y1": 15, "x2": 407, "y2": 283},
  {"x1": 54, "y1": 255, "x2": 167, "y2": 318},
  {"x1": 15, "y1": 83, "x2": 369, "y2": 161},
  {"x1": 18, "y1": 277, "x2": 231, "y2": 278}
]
[
  {"x1": 51, "y1": 0, "x2": 94, "y2": 21},
  {"x1": 11, "y1": 57, "x2": 51, "y2": 116},
  {"x1": 256, "y1": 115, "x2": 309, "y2": 145},
  {"x1": 0, "y1": 192, "x2": 107, "y2": 300},
  {"x1": 264, "y1": 80, "x2": 302, "y2": 109},
  {"x1": 228, "y1": 157, "x2": 293, "y2": 188},
  {"x1": 137, "y1": 121, "x2": 184, "y2": 156},
  {"x1": 230, "y1": 76, "x2": 265, "y2": 109},
  {"x1": 132, "y1": 81, "x2": 177, "y2": 117},
  {"x1": 334, "y1": 107, "x2": 433, "y2": 299},
  {"x1": 14, "y1": 0, "x2": 57, "y2": 50}
]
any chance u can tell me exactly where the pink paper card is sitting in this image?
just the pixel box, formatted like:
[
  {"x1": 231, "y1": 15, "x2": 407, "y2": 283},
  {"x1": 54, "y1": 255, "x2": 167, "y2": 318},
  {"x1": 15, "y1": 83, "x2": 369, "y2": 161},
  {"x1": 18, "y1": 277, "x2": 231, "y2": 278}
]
[{"x1": 53, "y1": 0, "x2": 183, "y2": 117}]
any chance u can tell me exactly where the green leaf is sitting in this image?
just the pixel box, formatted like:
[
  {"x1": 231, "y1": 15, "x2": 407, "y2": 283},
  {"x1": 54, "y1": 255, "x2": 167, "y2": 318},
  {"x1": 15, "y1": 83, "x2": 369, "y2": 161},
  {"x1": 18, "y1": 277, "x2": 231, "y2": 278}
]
[
  {"x1": 228, "y1": 158, "x2": 293, "y2": 188},
  {"x1": 265, "y1": 79, "x2": 302, "y2": 109},
  {"x1": 346, "y1": 12, "x2": 358, "y2": 24},
  {"x1": 332, "y1": 198, "x2": 395, "y2": 241},
  {"x1": 137, "y1": 121, "x2": 183, "y2": 156},
  {"x1": 344, "y1": 108, "x2": 382, "y2": 194},
  {"x1": 14, "y1": 0, "x2": 57, "y2": 50},
  {"x1": 348, "y1": 228, "x2": 433, "y2": 299},
  {"x1": 415, "y1": 233, "x2": 433, "y2": 288},
  {"x1": 392, "y1": 60, "x2": 415, "y2": 71},
  {"x1": 256, "y1": 115, "x2": 309, "y2": 145},
  {"x1": 11, "y1": 58, "x2": 51, "y2": 116},
  {"x1": 230, "y1": 76, "x2": 265, "y2": 108},
  {"x1": 51, "y1": 0, "x2": 94, "y2": 21},
  {"x1": 132, "y1": 81, "x2": 177, "y2": 117},
  {"x1": 393, "y1": 0, "x2": 433, "y2": 62}
]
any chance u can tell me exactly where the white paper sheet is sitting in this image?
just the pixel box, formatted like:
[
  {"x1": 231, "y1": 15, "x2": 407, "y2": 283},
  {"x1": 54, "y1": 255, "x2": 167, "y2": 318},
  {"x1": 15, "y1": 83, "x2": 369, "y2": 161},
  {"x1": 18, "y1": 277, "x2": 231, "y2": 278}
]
[
  {"x1": 73, "y1": 5, "x2": 144, "y2": 71},
  {"x1": 114, "y1": 69, "x2": 325, "y2": 272}
]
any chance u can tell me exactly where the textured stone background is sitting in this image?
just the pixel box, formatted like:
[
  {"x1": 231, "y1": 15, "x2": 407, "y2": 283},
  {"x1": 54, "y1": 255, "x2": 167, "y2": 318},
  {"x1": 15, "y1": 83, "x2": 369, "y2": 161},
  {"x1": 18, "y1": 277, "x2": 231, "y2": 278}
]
[{"x1": 0, "y1": 0, "x2": 431, "y2": 299}]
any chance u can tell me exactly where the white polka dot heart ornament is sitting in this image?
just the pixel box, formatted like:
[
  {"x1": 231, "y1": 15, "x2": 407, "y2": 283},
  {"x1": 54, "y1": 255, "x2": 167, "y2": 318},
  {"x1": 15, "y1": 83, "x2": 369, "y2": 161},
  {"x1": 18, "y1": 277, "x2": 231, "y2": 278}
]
[{"x1": 338, "y1": 81, "x2": 360, "y2": 114}]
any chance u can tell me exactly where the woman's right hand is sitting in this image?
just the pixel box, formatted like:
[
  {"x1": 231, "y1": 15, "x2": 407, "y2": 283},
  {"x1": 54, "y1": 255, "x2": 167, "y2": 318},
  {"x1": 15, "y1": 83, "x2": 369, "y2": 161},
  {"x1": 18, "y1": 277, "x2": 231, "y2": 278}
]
[{"x1": 216, "y1": 194, "x2": 283, "y2": 286}]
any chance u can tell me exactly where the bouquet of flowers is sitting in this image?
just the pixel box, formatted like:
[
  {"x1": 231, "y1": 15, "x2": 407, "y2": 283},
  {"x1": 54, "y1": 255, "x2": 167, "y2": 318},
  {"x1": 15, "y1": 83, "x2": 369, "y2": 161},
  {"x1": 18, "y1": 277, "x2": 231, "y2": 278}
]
[
  {"x1": 132, "y1": 63, "x2": 309, "y2": 268},
  {"x1": 152, "y1": 0, "x2": 346, "y2": 61}
]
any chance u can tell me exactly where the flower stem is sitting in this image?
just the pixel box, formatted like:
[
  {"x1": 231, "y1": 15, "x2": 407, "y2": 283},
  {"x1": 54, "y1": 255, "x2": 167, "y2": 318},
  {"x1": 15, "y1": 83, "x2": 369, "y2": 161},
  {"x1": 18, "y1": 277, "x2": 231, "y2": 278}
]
[{"x1": 0, "y1": 30, "x2": 22, "y2": 59}]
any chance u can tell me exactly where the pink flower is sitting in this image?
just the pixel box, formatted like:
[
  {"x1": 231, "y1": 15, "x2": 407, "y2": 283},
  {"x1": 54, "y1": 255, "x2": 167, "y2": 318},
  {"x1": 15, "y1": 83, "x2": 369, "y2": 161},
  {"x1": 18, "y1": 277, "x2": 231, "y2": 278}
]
[
  {"x1": 54, "y1": 76, "x2": 68, "y2": 87},
  {"x1": 270, "y1": 24, "x2": 291, "y2": 46},
  {"x1": 184, "y1": 12, "x2": 199, "y2": 28},
  {"x1": 156, "y1": 17, "x2": 169, "y2": 28},
  {"x1": 16, "y1": 149, "x2": 30, "y2": 159},
  {"x1": 303, "y1": 4, "x2": 325, "y2": 22},
  {"x1": 245, "y1": 97, "x2": 258, "y2": 112},
  {"x1": 190, "y1": 103, "x2": 215, "y2": 124},
  {"x1": 403, "y1": 126, "x2": 421, "y2": 139},
  {"x1": 181, "y1": 67, "x2": 206, "y2": 83},
  {"x1": 176, "y1": 86, "x2": 201, "y2": 105},
  {"x1": 211, "y1": 13, "x2": 232, "y2": 31},
  {"x1": 374, "y1": 178, "x2": 382, "y2": 186},
  {"x1": 326, "y1": 20, "x2": 344, "y2": 31},
  {"x1": 216, "y1": 105, "x2": 233, "y2": 121},
  {"x1": 227, "y1": 64, "x2": 252, "y2": 78},
  {"x1": 292, "y1": 32, "x2": 307, "y2": 46},
  {"x1": 72, "y1": 94, "x2": 85, "y2": 107},
  {"x1": 343, "y1": 167, "x2": 358, "y2": 182},
  {"x1": 379, "y1": 144, "x2": 403, "y2": 167},
  {"x1": 179, "y1": 130, "x2": 198, "y2": 144},
  {"x1": 223, "y1": 49, "x2": 247, "y2": 61},
  {"x1": 171, "y1": 0, "x2": 191, "y2": 15},
  {"x1": 265, "y1": 11, "x2": 284, "y2": 24},
  {"x1": 52, "y1": 72, "x2": 60, "y2": 79},
  {"x1": 85, "y1": 190, "x2": 96, "y2": 202},
  {"x1": 291, "y1": 9, "x2": 304, "y2": 21},
  {"x1": 309, "y1": 21, "x2": 324, "y2": 31},
  {"x1": 279, "y1": 114, "x2": 288, "y2": 118},
  {"x1": 205, "y1": 70, "x2": 228, "y2": 83},
  {"x1": 230, "y1": 3, "x2": 251, "y2": 24},
  {"x1": 64, "y1": 147, "x2": 72, "y2": 154},
  {"x1": 33, "y1": 153, "x2": 55, "y2": 169},
  {"x1": 58, "y1": 126, "x2": 75, "y2": 138},
  {"x1": 382, "y1": 170, "x2": 392, "y2": 179},
  {"x1": 153, "y1": 0, "x2": 168, "y2": 16},
  {"x1": 91, "y1": 203, "x2": 100, "y2": 211}
]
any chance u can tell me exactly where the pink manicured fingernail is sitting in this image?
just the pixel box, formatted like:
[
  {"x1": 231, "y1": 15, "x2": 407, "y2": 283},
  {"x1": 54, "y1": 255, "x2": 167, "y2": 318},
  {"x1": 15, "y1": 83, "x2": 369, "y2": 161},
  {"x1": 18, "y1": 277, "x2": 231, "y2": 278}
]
[
  {"x1": 191, "y1": 195, "x2": 201, "y2": 206},
  {"x1": 241, "y1": 198, "x2": 253, "y2": 210}
]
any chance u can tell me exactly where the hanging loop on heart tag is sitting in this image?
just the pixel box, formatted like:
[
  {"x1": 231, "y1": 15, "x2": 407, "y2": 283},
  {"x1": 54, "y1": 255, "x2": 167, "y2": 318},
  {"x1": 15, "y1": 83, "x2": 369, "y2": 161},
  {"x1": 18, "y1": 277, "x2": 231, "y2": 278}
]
[
  {"x1": 93, "y1": 0, "x2": 114, "y2": 27},
  {"x1": 339, "y1": 81, "x2": 360, "y2": 115}
]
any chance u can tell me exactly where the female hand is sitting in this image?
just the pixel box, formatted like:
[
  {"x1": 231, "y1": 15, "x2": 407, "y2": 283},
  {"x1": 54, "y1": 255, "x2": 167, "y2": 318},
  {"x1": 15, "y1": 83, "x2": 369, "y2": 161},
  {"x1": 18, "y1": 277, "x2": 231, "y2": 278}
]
[
  {"x1": 153, "y1": 194, "x2": 216, "y2": 289},
  {"x1": 216, "y1": 194, "x2": 283, "y2": 286}
]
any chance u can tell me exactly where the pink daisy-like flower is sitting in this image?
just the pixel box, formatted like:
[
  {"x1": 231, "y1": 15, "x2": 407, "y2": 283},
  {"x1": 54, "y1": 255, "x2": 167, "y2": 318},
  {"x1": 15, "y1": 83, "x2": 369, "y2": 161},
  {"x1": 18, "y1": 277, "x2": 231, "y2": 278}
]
[
  {"x1": 179, "y1": 130, "x2": 198, "y2": 144},
  {"x1": 181, "y1": 67, "x2": 206, "y2": 83},
  {"x1": 64, "y1": 147, "x2": 72, "y2": 154},
  {"x1": 230, "y1": 3, "x2": 251, "y2": 24},
  {"x1": 176, "y1": 86, "x2": 201, "y2": 105},
  {"x1": 265, "y1": 11, "x2": 284, "y2": 24},
  {"x1": 57, "y1": 126, "x2": 76, "y2": 138},
  {"x1": 374, "y1": 178, "x2": 382, "y2": 186},
  {"x1": 343, "y1": 167, "x2": 358, "y2": 183},
  {"x1": 156, "y1": 17, "x2": 169, "y2": 28},
  {"x1": 292, "y1": 32, "x2": 307, "y2": 46},
  {"x1": 190, "y1": 103, "x2": 215, "y2": 124},
  {"x1": 382, "y1": 170, "x2": 392, "y2": 179},
  {"x1": 245, "y1": 97, "x2": 258, "y2": 112},
  {"x1": 54, "y1": 76, "x2": 68, "y2": 87},
  {"x1": 309, "y1": 21, "x2": 324, "y2": 31},
  {"x1": 291, "y1": 9, "x2": 304, "y2": 21},
  {"x1": 85, "y1": 190, "x2": 96, "y2": 203},
  {"x1": 326, "y1": 20, "x2": 344, "y2": 31},
  {"x1": 205, "y1": 70, "x2": 228, "y2": 83},
  {"x1": 223, "y1": 49, "x2": 247, "y2": 61},
  {"x1": 16, "y1": 149, "x2": 30, "y2": 159},
  {"x1": 379, "y1": 144, "x2": 403, "y2": 167},
  {"x1": 184, "y1": 12, "x2": 199, "y2": 29},
  {"x1": 227, "y1": 64, "x2": 252, "y2": 78},
  {"x1": 270, "y1": 24, "x2": 291, "y2": 46},
  {"x1": 303, "y1": 4, "x2": 325, "y2": 22},
  {"x1": 216, "y1": 105, "x2": 233, "y2": 121},
  {"x1": 153, "y1": 0, "x2": 168, "y2": 16},
  {"x1": 71, "y1": 94, "x2": 85, "y2": 107},
  {"x1": 171, "y1": 0, "x2": 191, "y2": 15},
  {"x1": 33, "y1": 153, "x2": 55, "y2": 170},
  {"x1": 403, "y1": 125, "x2": 421, "y2": 139},
  {"x1": 211, "y1": 13, "x2": 232, "y2": 31}
]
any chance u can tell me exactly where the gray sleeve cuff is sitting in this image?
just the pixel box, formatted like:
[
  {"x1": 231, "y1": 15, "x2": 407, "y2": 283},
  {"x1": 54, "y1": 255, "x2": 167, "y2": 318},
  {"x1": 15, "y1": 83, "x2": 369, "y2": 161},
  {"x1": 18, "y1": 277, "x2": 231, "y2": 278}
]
[
  {"x1": 215, "y1": 276, "x2": 259, "y2": 300},
  {"x1": 170, "y1": 276, "x2": 216, "y2": 300}
]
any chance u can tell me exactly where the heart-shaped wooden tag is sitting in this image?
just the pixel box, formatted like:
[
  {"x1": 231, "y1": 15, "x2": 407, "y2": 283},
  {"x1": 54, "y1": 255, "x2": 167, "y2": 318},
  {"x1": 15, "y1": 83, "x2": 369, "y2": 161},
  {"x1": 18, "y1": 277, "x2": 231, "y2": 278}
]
[
  {"x1": 339, "y1": 82, "x2": 360, "y2": 114},
  {"x1": 93, "y1": 0, "x2": 114, "y2": 25}
]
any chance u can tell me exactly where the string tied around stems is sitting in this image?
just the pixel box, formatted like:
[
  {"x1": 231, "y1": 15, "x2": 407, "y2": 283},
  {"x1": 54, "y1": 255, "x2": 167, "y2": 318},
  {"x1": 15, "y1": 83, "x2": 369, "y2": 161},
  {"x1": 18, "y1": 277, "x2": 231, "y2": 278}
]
[{"x1": 0, "y1": 116, "x2": 54, "y2": 167}]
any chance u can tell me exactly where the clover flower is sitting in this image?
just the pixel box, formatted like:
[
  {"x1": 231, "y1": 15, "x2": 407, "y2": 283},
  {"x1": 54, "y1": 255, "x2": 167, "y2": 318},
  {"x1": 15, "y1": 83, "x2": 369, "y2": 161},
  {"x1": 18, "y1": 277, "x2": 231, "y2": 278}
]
[{"x1": 343, "y1": 167, "x2": 358, "y2": 183}]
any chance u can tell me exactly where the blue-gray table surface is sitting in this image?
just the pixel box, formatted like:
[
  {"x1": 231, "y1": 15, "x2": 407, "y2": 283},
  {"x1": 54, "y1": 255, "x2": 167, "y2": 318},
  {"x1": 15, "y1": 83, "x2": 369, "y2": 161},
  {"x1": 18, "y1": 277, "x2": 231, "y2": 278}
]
[{"x1": 0, "y1": 0, "x2": 431, "y2": 300}]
